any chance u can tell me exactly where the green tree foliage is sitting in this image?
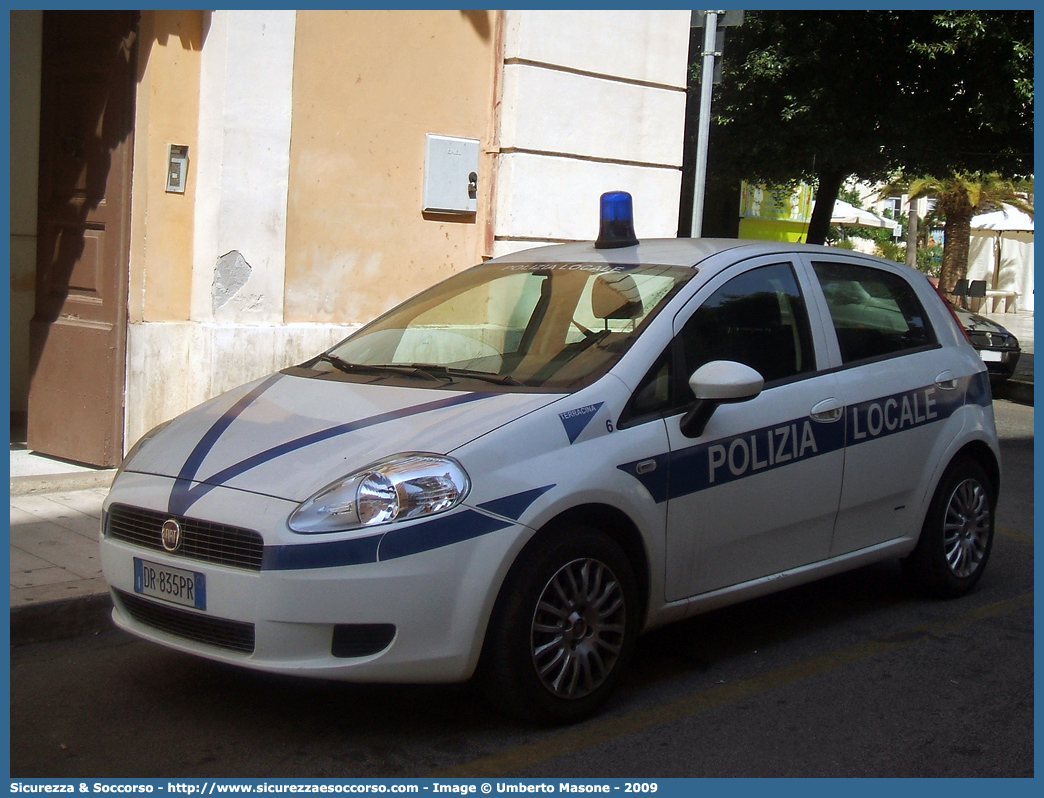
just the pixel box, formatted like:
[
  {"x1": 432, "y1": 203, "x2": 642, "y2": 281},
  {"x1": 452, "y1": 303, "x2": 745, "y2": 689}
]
[
  {"x1": 706, "y1": 11, "x2": 1033, "y2": 244},
  {"x1": 901, "y1": 174, "x2": 1034, "y2": 292},
  {"x1": 836, "y1": 187, "x2": 865, "y2": 208}
]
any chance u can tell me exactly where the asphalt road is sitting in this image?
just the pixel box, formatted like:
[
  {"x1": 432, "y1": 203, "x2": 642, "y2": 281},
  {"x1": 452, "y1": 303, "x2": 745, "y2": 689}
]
[{"x1": 10, "y1": 401, "x2": 1033, "y2": 778}]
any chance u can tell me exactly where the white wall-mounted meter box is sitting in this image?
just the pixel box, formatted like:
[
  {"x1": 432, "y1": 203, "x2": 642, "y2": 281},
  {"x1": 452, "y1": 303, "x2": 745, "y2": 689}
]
[
  {"x1": 166, "y1": 144, "x2": 189, "y2": 194},
  {"x1": 423, "y1": 134, "x2": 479, "y2": 215}
]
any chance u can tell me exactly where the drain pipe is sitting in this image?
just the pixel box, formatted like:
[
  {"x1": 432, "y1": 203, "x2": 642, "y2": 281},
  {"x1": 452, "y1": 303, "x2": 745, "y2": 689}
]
[{"x1": 482, "y1": 10, "x2": 507, "y2": 260}]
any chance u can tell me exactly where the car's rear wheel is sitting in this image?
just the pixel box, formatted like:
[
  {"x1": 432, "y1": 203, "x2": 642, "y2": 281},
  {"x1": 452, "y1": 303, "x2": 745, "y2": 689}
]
[
  {"x1": 903, "y1": 456, "x2": 995, "y2": 598},
  {"x1": 482, "y1": 527, "x2": 638, "y2": 725}
]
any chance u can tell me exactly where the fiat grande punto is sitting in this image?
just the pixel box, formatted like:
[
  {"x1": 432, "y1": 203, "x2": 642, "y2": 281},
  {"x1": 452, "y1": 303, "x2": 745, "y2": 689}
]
[{"x1": 101, "y1": 192, "x2": 1000, "y2": 724}]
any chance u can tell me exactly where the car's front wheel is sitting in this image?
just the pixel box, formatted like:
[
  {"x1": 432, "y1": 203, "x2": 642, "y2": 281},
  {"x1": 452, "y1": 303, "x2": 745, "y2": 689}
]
[
  {"x1": 482, "y1": 526, "x2": 639, "y2": 725},
  {"x1": 903, "y1": 456, "x2": 995, "y2": 598}
]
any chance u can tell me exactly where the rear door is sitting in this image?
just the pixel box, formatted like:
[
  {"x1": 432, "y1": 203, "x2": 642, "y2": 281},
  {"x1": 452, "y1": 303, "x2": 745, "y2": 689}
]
[{"x1": 804, "y1": 257, "x2": 965, "y2": 555}]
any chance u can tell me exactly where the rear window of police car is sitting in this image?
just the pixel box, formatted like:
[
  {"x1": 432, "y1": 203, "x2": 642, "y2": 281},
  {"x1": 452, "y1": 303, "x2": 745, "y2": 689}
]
[{"x1": 813, "y1": 261, "x2": 936, "y2": 364}]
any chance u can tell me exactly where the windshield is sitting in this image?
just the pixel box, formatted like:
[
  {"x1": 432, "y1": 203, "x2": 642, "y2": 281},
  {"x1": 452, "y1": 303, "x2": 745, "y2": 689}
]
[{"x1": 312, "y1": 262, "x2": 693, "y2": 391}]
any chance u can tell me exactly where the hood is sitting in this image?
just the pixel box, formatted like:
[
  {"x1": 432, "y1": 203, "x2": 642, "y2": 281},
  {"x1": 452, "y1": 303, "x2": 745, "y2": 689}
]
[
  {"x1": 125, "y1": 372, "x2": 560, "y2": 504},
  {"x1": 954, "y1": 307, "x2": 1015, "y2": 336},
  {"x1": 956, "y1": 304, "x2": 1006, "y2": 330}
]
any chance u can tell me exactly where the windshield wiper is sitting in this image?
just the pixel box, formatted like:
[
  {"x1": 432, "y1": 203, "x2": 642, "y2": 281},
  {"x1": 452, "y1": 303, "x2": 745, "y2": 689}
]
[
  {"x1": 316, "y1": 355, "x2": 522, "y2": 386},
  {"x1": 407, "y1": 363, "x2": 524, "y2": 387},
  {"x1": 316, "y1": 355, "x2": 450, "y2": 383},
  {"x1": 316, "y1": 353, "x2": 362, "y2": 374}
]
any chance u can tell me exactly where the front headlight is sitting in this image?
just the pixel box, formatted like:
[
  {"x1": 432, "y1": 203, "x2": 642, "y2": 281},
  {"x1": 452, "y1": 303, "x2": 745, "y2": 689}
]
[{"x1": 288, "y1": 453, "x2": 471, "y2": 534}]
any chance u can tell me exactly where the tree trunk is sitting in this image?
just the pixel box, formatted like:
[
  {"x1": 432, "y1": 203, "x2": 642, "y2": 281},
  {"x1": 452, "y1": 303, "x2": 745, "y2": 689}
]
[
  {"x1": 806, "y1": 167, "x2": 846, "y2": 245},
  {"x1": 939, "y1": 206, "x2": 973, "y2": 294}
]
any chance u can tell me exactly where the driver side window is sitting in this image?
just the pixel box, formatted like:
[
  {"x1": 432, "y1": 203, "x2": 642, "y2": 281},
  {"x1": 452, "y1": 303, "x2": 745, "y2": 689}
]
[
  {"x1": 623, "y1": 262, "x2": 816, "y2": 427},
  {"x1": 679, "y1": 262, "x2": 816, "y2": 386}
]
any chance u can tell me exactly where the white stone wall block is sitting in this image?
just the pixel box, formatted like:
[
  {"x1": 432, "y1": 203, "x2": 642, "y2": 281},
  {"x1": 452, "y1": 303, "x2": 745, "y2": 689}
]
[
  {"x1": 494, "y1": 11, "x2": 690, "y2": 255},
  {"x1": 500, "y1": 64, "x2": 686, "y2": 166},
  {"x1": 192, "y1": 10, "x2": 296, "y2": 324},
  {"x1": 505, "y1": 10, "x2": 691, "y2": 88},
  {"x1": 495, "y1": 152, "x2": 682, "y2": 243}
]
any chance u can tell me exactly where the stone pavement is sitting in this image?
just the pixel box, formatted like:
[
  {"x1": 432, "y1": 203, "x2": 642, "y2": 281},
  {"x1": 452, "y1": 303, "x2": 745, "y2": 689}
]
[
  {"x1": 986, "y1": 310, "x2": 1033, "y2": 406},
  {"x1": 7, "y1": 312, "x2": 1034, "y2": 646},
  {"x1": 10, "y1": 486, "x2": 109, "y2": 605},
  {"x1": 9, "y1": 493, "x2": 115, "y2": 646},
  {"x1": 9, "y1": 449, "x2": 115, "y2": 645}
]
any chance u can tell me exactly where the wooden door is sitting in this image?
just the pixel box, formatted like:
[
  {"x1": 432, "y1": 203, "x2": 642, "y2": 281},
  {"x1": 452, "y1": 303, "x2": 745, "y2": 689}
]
[{"x1": 28, "y1": 11, "x2": 137, "y2": 466}]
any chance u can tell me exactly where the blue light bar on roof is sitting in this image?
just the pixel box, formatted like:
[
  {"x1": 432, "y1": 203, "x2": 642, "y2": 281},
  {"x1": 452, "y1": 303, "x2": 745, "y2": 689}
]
[{"x1": 595, "y1": 191, "x2": 639, "y2": 249}]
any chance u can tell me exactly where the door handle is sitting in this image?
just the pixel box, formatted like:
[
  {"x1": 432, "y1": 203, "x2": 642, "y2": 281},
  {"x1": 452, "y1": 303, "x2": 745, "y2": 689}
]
[
  {"x1": 810, "y1": 398, "x2": 843, "y2": 423},
  {"x1": 935, "y1": 370, "x2": 958, "y2": 391}
]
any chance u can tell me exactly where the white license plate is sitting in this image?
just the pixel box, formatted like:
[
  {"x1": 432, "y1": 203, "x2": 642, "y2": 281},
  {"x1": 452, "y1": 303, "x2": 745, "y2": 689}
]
[
  {"x1": 979, "y1": 350, "x2": 1003, "y2": 362},
  {"x1": 134, "y1": 558, "x2": 207, "y2": 610}
]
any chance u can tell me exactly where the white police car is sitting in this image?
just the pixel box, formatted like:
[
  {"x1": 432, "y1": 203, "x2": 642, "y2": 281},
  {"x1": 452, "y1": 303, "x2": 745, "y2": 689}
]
[{"x1": 101, "y1": 192, "x2": 1000, "y2": 724}]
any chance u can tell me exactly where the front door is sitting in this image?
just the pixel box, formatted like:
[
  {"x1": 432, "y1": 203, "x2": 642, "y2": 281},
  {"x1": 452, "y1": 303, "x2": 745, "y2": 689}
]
[
  {"x1": 662, "y1": 258, "x2": 846, "y2": 601},
  {"x1": 28, "y1": 11, "x2": 137, "y2": 466}
]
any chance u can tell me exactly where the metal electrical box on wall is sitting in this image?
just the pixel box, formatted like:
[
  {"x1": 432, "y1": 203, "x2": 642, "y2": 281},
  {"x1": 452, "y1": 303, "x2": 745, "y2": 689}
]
[{"x1": 423, "y1": 134, "x2": 479, "y2": 215}]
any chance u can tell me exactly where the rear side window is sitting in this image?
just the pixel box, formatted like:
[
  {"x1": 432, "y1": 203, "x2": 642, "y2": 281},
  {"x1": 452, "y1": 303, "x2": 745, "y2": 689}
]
[{"x1": 813, "y1": 261, "x2": 935, "y2": 365}]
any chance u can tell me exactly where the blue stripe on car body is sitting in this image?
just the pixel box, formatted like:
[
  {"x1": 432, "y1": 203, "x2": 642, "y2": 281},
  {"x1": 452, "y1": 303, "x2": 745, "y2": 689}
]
[
  {"x1": 476, "y1": 484, "x2": 555, "y2": 521},
  {"x1": 377, "y1": 510, "x2": 513, "y2": 561},
  {"x1": 169, "y1": 374, "x2": 284, "y2": 515},
  {"x1": 844, "y1": 382, "x2": 964, "y2": 449},
  {"x1": 261, "y1": 534, "x2": 383, "y2": 571},
  {"x1": 619, "y1": 379, "x2": 970, "y2": 503}
]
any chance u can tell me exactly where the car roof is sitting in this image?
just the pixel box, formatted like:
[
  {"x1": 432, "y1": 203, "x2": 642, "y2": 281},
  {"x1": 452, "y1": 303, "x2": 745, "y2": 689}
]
[{"x1": 486, "y1": 238, "x2": 881, "y2": 272}]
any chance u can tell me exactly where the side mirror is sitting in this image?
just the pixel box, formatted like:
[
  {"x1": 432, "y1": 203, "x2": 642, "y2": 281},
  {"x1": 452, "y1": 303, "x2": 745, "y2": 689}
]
[{"x1": 679, "y1": 360, "x2": 764, "y2": 438}]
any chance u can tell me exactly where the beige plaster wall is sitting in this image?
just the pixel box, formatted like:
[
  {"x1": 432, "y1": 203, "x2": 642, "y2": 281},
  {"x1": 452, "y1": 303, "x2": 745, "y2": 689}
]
[
  {"x1": 284, "y1": 10, "x2": 499, "y2": 325},
  {"x1": 128, "y1": 10, "x2": 204, "y2": 323}
]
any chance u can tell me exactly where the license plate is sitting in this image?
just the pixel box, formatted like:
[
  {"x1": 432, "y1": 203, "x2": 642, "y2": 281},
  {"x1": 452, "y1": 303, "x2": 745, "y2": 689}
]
[
  {"x1": 134, "y1": 558, "x2": 207, "y2": 610},
  {"x1": 979, "y1": 350, "x2": 1003, "y2": 362}
]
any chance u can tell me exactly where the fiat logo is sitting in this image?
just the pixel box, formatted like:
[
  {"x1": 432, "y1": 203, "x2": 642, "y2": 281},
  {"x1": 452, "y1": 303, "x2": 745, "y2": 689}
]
[{"x1": 161, "y1": 519, "x2": 183, "y2": 552}]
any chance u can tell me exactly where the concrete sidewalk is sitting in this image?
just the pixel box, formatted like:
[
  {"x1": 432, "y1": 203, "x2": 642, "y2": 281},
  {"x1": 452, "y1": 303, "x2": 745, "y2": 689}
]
[
  {"x1": 987, "y1": 310, "x2": 1034, "y2": 406},
  {"x1": 9, "y1": 444, "x2": 115, "y2": 645},
  {"x1": 8, "y1": 311, "x2": 1034, "y2": 646}
]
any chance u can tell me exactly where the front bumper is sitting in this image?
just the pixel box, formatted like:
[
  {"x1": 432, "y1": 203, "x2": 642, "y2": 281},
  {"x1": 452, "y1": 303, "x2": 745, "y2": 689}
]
[{"x1": 100, "y1": 472, "x2": 522, "y2": 683}]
